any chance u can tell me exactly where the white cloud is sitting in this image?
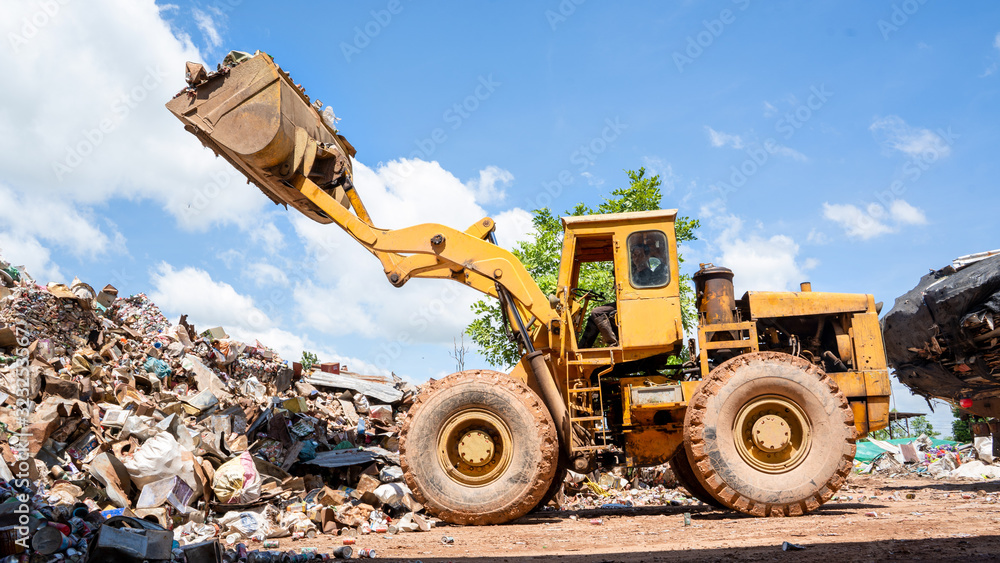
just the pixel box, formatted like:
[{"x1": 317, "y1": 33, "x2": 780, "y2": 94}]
[
  {"x1": 150, "y1": 262, "x2": 270, "y2": 330},
  {"x1": 245, "y1": 262, "x2": 290, "y2": 288},
  {"x1": 711, "y1": 215, "x2": 814, "y2": 295},
  {"x1": 640, "y1": 157, "x2": 678, "y2": 193},
  {"x1": 289, "y1": 159, "x2": 534, "y2": 345},
  {"x1": 191, "y1": 8, "x2": 222, "y2": 49},
  {"x1": 889, "y1": 199, "x2": 927, "y2": 225},
  {"x1": 148, "y1": 261, "x2": 381, "y2": 373},
  {"x1": 822, "y1": 198, "x2": 927, "y2": 240},
  {"x1": 870, "y1": 116, "x2": 951, "y2": 158},
  {"x1": 0, "y1": 183, "x2": 130, "y2": 283},
  {"x1": 0, "y1": 0, "x2": 274, "y2": 266},
  {"x1": 762, "y1": 101, "x2": 778, "y2": 118},
  {"x1": 0, "y1": 233, "x2": 62, "y2": 284},
  {"x1": 806, "y1": 229, "x2": 829, "y2": 245},
  {"x1": 822, "y1": 203, "x2": 893, "y2": 240},
  {"x1": 768, "y1": 143, "x2": 808, "y2": 162},
  {"x1": 466, "y1": 165, "x2": 513, "y2": 205},
  {"x1": 705, "y1": 127, "x2": 744, "y2": 149}
]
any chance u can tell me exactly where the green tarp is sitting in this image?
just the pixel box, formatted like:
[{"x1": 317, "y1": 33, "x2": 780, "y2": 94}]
[{"x1": 855, "y1": 437, "x2": 960, "y2": 463}]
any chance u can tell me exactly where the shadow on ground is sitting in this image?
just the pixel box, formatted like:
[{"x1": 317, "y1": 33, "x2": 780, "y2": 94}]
[
  {"x1": 523, "y1": 501, "x2": 887, "y2": 522},
  {"x1": 374, "y1": 535, "x2": 1000, "y2": 562}
]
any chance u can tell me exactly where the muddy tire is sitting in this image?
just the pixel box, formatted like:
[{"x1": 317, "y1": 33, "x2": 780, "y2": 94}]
[
  {"x1": 670, "y1": 447, "x2": 724, "y2": 508},
  {"x1": 684, "y1": 352, "x2": 856, "y2": 516},
  {"x1": 533, "y1": 455, "x2": 568, "y2": 511},
  {"x1": 400, "y1": 370, "x2": 558, "y2": 525}
]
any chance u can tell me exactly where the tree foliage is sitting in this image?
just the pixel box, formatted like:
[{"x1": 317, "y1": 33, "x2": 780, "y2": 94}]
[
  {"x1": 869, "y1": 411, "x2": 940, "y2": 441},
  {"x1": 950, "y1": 406, "x2": 987, "y2": 442},
  {"x1": 300, "y1": 350, "x2": 319, "y2": 372},
  {"x1": 466, "y1": 168, "x2": 700, "y2": 368}
]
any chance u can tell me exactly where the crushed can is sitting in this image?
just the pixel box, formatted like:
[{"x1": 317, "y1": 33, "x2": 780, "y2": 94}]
[
  {"x1": 441, "y1": 535, "x2": 455, "y2": 544},
  {"x1": 358, "y1": 548, "x2": 377, "y2": 558}
]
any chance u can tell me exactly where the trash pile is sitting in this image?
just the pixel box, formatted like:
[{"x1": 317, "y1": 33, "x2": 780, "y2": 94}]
[
  {"x1": 0, "y1": 258, "x2": 432, "y2": 561},
  {"x1": 855, "y1": 434, "x2": 1000, "y2": 480},
  {"x1": 555, "y1": 463, "x2": 710, "y2": 511}
]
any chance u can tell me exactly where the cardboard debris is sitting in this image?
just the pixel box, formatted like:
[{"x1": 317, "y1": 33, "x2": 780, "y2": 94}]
[{"x1": 0, "y1": 253, "x2": 424, "y2": 561}]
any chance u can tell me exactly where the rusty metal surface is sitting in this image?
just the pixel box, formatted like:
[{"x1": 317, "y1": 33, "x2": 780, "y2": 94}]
[
  {"x1": 166, "y1": 52, "x2": 355, "y2": 223},
  {"x1": 746, "y1": 291, "x2": 872, "y2": 319}
]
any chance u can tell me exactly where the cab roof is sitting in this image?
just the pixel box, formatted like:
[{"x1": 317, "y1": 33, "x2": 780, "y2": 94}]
[{"x1": 561, "y1": 209, "x2": 678, "y2": 229}]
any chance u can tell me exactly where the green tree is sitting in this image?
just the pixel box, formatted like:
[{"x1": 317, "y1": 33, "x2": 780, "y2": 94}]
[
  {"x1": 869, "y1": 410, "x2": 939, "y2": 440},
  {"x1": 466, "y1": 168, "x2": 700, "y2": 368},
  {"x1": 950, "y1": 406, "x2": 987, "y2": 442},
  {"x1": 300, "y1": 350, "x2": 319, "y2": 372}
]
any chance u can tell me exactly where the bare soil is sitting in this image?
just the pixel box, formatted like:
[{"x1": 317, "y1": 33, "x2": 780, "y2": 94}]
[{"x1": 288, "y1": 474, "x2": 1000, "y2": 562}]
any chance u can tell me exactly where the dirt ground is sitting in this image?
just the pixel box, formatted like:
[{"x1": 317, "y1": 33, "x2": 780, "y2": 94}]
[{"x1": 284, "y1": 474, "x2": 1000, "y2": 562}]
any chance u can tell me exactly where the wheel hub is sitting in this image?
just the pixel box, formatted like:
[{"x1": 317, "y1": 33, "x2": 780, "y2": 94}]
[
  {"x1": 751, "y1": 414, "x2": 790, "y2": 452},
  {"x1": 458, "y1": 430, "x2": 494, "y2": 467},
  {"x1": 733, "y1": 394, "x2": 812, "y2": 474},
  {"x1": 436, "y1": 408, "x2": 513, "y2": 487}
]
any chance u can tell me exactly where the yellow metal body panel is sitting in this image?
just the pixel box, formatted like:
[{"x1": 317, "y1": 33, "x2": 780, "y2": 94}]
[
  {"x1": 698, "y1": 321, "x2": 759, "y2": 376},
  {"x1": 624, "y1": 427, "x2": 683, "y2": 467},
  {"x1": 618, "y1": 297, "x2": 682, "y2": 349},
  {"x1": 746, "y1": 291, "x2": 873, "y2": 319},
  {"x1": 867, "y1": 396, "x2": 890, "y2": 433}
]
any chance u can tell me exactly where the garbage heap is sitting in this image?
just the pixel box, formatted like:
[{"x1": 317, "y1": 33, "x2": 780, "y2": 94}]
[
  {"x1": 855, "y1": 434, "x2": 1000, "y2": 480},
  {"x1": 0, "y1": 260, "x2": 432, "y2": 561},
  {"x1": 554, "y1": 463, "x2": 711, "y2": 511}
]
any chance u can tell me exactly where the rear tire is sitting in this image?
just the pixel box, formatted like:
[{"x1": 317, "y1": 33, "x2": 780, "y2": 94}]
[
  {"x1": 670, "y1": 447, "x2": 724, "y2": 508},
  {"x1": 400, "y1": 370, "x2": 558, "y2": 525},
  {"x1": 684, "y1": 352, "x2": 856, "y2": 516}
]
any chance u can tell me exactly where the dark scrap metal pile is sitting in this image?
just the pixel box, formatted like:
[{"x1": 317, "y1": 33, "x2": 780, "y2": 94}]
[
  {"x1": 0, "y1": 257, "x2": 430, "y2": 562},
  {"x1": 883, "y1": 252, "x2": 1000, "y2": 402}
]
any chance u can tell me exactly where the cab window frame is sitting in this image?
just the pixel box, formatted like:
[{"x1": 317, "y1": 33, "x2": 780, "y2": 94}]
[{"x1": 626, "y1": 230, "x2": 670, "y2": 289}]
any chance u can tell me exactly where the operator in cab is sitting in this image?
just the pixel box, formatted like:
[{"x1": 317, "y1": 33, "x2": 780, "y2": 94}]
[{"x1": 579, "y1": 237, "x2": 668, "y2": 348}]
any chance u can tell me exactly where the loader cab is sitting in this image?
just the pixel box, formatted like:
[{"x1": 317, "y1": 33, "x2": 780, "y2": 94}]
[{"x1": 559, "y1": 209, "x2": 685, "y2": 355}]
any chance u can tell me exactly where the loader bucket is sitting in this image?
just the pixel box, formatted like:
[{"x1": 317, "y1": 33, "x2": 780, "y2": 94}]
[{"x1": 166, "y1": 52, "x2": 356, "y2": 224}]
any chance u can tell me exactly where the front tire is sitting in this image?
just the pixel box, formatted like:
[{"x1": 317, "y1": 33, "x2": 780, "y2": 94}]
[
  {"x1": 400, "y1": 370, "x2": 558, "y2": 525},
  {"x1": 684, "y1": 352, "x2": 856, "y2": 516}
]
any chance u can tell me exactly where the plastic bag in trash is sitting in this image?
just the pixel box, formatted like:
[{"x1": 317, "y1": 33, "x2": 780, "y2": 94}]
[
  {"x1": 144, "y1": 356, "x2": 172, "y2": 379},
  {"x1": 374, "y1": 482, "x2": 410, "y2": 505},
  {"x1": 218, "y1": 509, "x2": 271, "y2": 539},
  {"x1": 298, "y1": 440, "x2": 317, "y2": 462},
  {"x1": 124, "y1": 431, "x2": 195, "y2": 489},
  {"x1": 213, "y1": 451, "x2": 262, "y2": 504}
]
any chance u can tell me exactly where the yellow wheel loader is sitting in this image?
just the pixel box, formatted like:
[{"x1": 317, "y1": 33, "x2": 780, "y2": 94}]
[{"x1": 167, "y1": 52, "x2": 892, "y2": 524}]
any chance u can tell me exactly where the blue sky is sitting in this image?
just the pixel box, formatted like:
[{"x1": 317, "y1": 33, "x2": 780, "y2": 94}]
[{"x1": 2, "y1": 0, "x2": 998, "y2": 435}]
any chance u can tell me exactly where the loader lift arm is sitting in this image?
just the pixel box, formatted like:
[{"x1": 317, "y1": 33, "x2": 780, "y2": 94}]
[{"x1": 292, "y1": 175, "x2": 557, "y2": 330}]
